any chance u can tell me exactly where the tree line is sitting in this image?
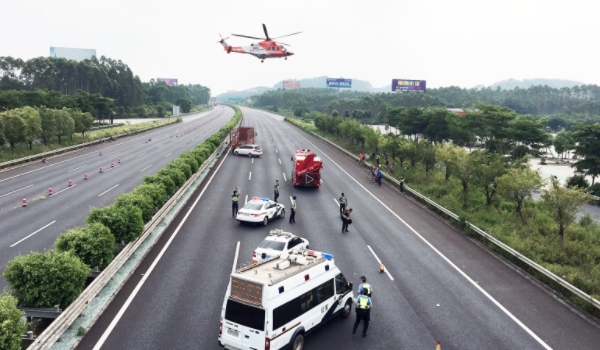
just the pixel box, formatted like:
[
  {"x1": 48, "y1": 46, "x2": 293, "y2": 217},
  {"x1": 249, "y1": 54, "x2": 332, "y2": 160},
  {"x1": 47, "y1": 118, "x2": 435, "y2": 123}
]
[{"x1": 0, "y1": 56, "x2": 211, "y2": 119}]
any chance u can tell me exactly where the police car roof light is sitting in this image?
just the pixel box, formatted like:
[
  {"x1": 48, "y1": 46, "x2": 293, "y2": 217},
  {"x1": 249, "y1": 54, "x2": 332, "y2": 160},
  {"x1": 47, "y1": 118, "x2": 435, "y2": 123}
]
[
  {"x1": 321, "y1": 253, "x2": 334, "y2": 260},
  {"x1": 261, "y1": 197, "x2": 270, "y2": 201}
]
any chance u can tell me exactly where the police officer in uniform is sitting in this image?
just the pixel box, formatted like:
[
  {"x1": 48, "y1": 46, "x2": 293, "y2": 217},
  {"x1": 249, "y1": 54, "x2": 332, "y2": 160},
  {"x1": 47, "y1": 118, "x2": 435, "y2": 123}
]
[
  {"x1": 274, "y1": 180, "x2": 280, "y2": 202},
  {"x1": 341, "y1": 208, "x2": 352, "y2": 232},
  {"x1": 339, "y1": 192, "x2": 347, "y2": 216},
  {"x1": 289, "y1": 196, "x2": 297, "y2": 223},
  {"x1": 231, "y1": 188, "x2": 240, "y2": 217},
  {"x1": 357, "y1": 276, "x2": 372, "y2": 297},
  {"x1": 352, "y1": 289, "x2": 372, "y2": 337}
]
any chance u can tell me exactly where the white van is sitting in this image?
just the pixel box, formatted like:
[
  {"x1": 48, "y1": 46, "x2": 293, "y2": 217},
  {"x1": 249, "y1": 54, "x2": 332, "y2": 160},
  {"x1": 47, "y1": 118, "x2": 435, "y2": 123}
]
[{"x1": 218, "y1": 250, "x2": 354, "y2": 350}]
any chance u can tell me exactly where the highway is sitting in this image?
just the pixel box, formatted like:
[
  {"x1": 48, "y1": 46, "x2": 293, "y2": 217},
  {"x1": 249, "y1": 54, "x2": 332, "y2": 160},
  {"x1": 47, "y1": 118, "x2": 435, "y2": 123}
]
[
  {"x1": 74, "y1": 107, "x2": 600, "y2": 350},
  {"x1": 0, "y1": 106, "x2": 234, "y2": 290}
]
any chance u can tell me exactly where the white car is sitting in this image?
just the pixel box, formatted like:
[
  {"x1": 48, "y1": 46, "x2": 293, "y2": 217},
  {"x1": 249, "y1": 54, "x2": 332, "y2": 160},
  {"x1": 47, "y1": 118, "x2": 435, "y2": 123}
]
[
  {"x1": 234, "y1": 144, "x2": 262, "y2": 157},
  {"x1": 236, "y1": 197, "x2": 285, "y2": 226},
  {"x1": 252, "y1": 229, "x2": 310, "y2": 264}
]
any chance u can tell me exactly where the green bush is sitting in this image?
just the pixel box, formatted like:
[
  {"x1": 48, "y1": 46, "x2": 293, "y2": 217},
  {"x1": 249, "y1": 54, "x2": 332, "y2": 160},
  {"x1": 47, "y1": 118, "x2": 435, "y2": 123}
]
[
  {"x1": 144, "y1": 174, "x2": 176, "y2": 196},
  {"x1": 133, "y1": 183, "x2": 167, "y2": 209},
  {"x1": 195, "y1": 144, "x2": 213, "y2": 158},
  {"x1": 206, "y1": 134, "x2": 222, "y2": 148},
  {"x1": 589, "y1": 183, "x2": 600, "y2": 197},
  {"x1": 158, "y1": 168, "x2": 186, "y2": 188},
  {"x1": 0, "y1": 293, "x2": 27, "y2": 350},
  {"x1": 86, "y1": 205, "x2": 144, "y2": 243},
  {"x1": 167, "y1": 158, "x2": 193, "y2": 179},
  {"x1": 180, "y1": 153, "x2": 199, "y2": 173},
  {"x1": 114, "y1": 192, "x2": 154, "y2": 223},
  {"x1": 566, "y1": 174, "x2": 590, "y2": 189},
  {"x1": 3, "y1": 250, "x2": 90, "y2": 308},
  {"x1": 189, "y1": 149, "x2": 206, "y2": 166},
  {"x1": 55, "y1": 223, "x2": 116, "y2": 269}
]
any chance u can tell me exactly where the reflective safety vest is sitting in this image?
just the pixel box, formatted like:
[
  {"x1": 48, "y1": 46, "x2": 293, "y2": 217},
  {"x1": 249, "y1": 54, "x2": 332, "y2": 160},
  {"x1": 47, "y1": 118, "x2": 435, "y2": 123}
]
[
  {"x1": 361, "y1": 283, "x2": 371, "y2": 295},
  {"x1": 339, "y1": 196, "x2": 347, "y2": 204},
  {"x1": 232, "y1": 193, "x2": 239, "y2": 202},
  {"x1": 274, "y1": 184, "x2": 280, "y2": 192},
  {"x1": 291, "y1": 200, "x2": 297, "y2": 210},
  {"x1": 357, "y1": 295, "x2": 371, "y2": 309}
]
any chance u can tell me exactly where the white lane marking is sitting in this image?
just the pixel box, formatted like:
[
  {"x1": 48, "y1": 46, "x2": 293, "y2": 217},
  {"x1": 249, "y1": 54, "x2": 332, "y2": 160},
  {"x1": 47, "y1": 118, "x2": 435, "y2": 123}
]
[
  {"x1": 134, "y1": 144, "x2": 143, "y2": 148},
  {"x1": 367, "y1": 245, "x2": 394, "y2": 281},
  {"x1": 286, "y1": 127, "x2": 552, "y2": 350},
  {"x1": 245, "y1": 195, "x2": 248, "y2": 205},
  {"x1": 276, "y1": 149, "x2": 278, "y2": 153},
  {"x1": 232, "y1": 241, "x2": 240, "y2": 274},
  {"x1": 252, "y1": 158, "x2": 254, "y2": 164},
  {"x1": 290, "y1": 196, "x2": 293, "y2": 203},
  {"x1": 333, "y1": 197, "x2": 339, "y2": 205},
  {"x1": 291, "y1": 142, "x2": 296, "y2": 147},
  {"x1": 98, "y1": 184, "x2": 119, "y2": 197},
  {"x1": 249, "y1": 172, "x2": 252, "y2": 181},
  {"x1": 91, "y1": 148, "x2": 230, "y2": 350},
  {"x1": 111, "y1": 152, "x2": 119, "y2": 156},
  {"x1": 11, "y1": 221, "x2": 56, "y2": 247},
  {"x1": 136, "y1": 152, "x2": 147, "y2": 158},
  {"x1": 278, "y1": 158, "x2": 281, "y2": 164},
  {"x1": 0, "y1": 184, "x2": 33, "y2": 198},
  {"x1": 164, "y1": 152, "x2": 173, "y2": 158},
  {"x1": 68, "y1": 164, "x2": 87, "y2": 173},
  {"x1": 157, "y1": 144, "x2": 166, "y2": 149},
  {"x1": 104, "y1": 165, "x2": 120, "y2": 172},
  {"x1": 140, "y1": 164, "x2": 153, "y2": 172},
  {"x1": 53, "y1": 184, "x2": 77, "y2": 196},
  {"x1": 283, "y1": 173, "x2": 287, "y2": 182},
  {"x1": 180, "y1": 144, "x2": 185, "y2": 149}
]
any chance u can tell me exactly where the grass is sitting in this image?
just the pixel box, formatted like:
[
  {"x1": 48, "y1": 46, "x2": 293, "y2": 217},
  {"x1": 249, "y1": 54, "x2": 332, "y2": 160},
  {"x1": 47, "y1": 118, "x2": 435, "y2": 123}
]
[
  {"x1": 287, "y1": 119, "x2": 600, "y2": 315},
  {"x1": 0, "y1": 118, "x2": 180, "y2": 163}
]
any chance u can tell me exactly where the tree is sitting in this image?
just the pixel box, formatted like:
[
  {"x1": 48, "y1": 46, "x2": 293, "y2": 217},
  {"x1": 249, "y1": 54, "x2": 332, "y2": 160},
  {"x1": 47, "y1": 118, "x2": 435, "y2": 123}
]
[
  {"x1": 3, "y1": 250, "x2": 90, "y2": 308},
  {"x1": 435, "y1": 142, "x2": 467, "y2": 183},
  {"x1": 12, "y1": 107, "x2": 41, "y2": 150},
  {"x1": 571, "y1": 124, "x2": 600, "y2": 185},
  {"x1": 73, "y1": 111, "x2": 94, "y2": 137},
  {"x1": 176, "y1": 98, "x2": 192, "y2": 113},
  {"x1": 156, "y1": 105, "x2": 166, "y2": 118},
  {"x1": 540, "y1": 177, "x2": 589, "y2": 249},
  {"x1": 0, "y1": 111, "x2": 26, "y2": 152},
  {"x1": 0, "y1": 117, "x2": 6, "y2": 149},
  {"x1": 55, "y1": 223, "x2": 116, "y2": 269},
  {"x1": 331, "y1": 110, "x2": 338, "y2": 117},
  {"x1": 454, "y1": 152, "x2": 479, "y2": 209},
  {"x1": 86, "y1": 204, "x2": 144, "y2": 243},
  {"x1": 420, "y1": 141, "x2": 437, "y2": 177},
  {"x1": 546, "y1": 116, "x2": 568, "y2": 132},
  {"x1": 470, "y1": 151, "x2": 509, "y2": 206},
  {"x1": 37, "y1": 106, "x2": 56, "y2": 145},
  {"x1": 54, "y1": 108, "x2": 75, "y2": 144},
  {"x1": 496, "y1": 168, "x2": 545, "y2": 222},
  {"x1": 0, "y1": 293, "x2": 27, "y2": 350}
]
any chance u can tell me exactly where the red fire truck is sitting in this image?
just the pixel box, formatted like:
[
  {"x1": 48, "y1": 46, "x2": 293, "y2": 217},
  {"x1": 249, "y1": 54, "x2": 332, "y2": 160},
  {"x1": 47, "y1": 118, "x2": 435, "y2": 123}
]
[{"x1": 291, "y1": 149, "x2": 323, "y2": 187}]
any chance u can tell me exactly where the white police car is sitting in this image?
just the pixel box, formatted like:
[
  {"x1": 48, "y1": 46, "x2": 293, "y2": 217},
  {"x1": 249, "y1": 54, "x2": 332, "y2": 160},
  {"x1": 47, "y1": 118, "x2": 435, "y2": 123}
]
[
  {"x1": 252, "y1": 229, "x2": 310, "y2": 264},
  {"x1": 236, "y1": 197, "x2": 285, "y2": 226}
]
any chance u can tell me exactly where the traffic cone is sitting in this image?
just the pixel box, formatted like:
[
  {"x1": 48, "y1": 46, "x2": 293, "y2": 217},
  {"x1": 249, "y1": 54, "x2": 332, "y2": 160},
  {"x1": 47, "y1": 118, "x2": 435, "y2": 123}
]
[
  {"x1": 68, "y1": 179, "x2": 73, "y2": 187},
  {"x1": 99, "y1": 150, "x2": 102, "y2": 156},
  {"x1": 379, "y1": 261, "x2": 385, "y2": 273},
  {"x1": 118, "y1": 157, "x2": 121, "y2": 164},
  {"x1": 48, "y1": 187, "x2": 53, "y2": 196},
  {"x1": 436, "y1": 342, "x2": 441, "y2": 350},
  {"x1": 84, "y1": 172, "x2": 88, "y2": 180},
  {"x1": 111, "y1": 161, "x2": 115, "y2": 167},
  {"x1": 99, "y1": 167, "x2": 103, "y2": 173},
  {"x1": 22, "y1": 197, "x2": 27, "y2": 207}
]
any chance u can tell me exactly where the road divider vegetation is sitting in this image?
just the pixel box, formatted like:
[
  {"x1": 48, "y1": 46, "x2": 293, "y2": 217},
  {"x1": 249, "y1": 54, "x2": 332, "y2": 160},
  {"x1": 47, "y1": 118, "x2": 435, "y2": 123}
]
[
  {"x1": 1, "y1": 106, "x2": 242, "y2": 341},
  {"x1": 286, "y1": 112, "x2": 600, "y2": 315}
]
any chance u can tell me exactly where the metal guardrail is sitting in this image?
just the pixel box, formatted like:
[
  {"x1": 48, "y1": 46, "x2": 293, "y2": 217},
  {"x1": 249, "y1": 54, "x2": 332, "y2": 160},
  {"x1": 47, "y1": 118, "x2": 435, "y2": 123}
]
[
  {"x1": 27, "y1": 132, "x2": 231, "y2": 349},
  {"x1": 290, "y1": 123, "x2": 600, "y2": 312}
]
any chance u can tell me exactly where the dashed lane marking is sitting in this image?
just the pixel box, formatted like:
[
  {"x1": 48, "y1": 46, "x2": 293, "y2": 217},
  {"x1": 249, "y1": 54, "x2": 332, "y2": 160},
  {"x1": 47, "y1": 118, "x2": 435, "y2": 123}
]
[
  {"x1": 140, "y1": 164, "x2": 153, "y2": 172},
  {"x1": 164, "y1": 152, "x2": 173, "y2": 158},
  {"x1": 10, "y1": 221, "x2": 56, "y2": 247},
  {"x1": 98, "y1": 184, "x2": 119, "y2": 197},
  {"x1": 249, "y1": 172, "x2": 252, "y2": 181},
  {"x1": 52, "y1": 184, "x2": 77, "y2": 196},
  {"x1": 68, "y1": 164, "x2": 87, "y2": 173},
  {"x1": 0, "y1": 184, "x2": 33, "y2": 198},
  {"x1": 283, "y1": 173, "x2": 287, "y2": 181}
]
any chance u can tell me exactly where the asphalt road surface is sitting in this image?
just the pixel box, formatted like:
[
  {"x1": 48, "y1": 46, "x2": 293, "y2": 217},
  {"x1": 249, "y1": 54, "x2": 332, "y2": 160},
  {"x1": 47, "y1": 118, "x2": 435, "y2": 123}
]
[
  {"x1": 77, "y1": 107, "x2": 600, "y2": 350},
  {"x1": 0, "y1": 106, "x2": 234, "y2": 290}
]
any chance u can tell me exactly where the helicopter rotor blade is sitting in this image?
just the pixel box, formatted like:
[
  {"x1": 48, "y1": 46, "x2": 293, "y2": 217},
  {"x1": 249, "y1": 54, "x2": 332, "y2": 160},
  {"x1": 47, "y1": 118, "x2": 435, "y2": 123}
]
[
  {"x1": 273, "y1": 31, "x2": 302, "y2": 40},
  {"x1": 279, "y1": 42, "x2": 291, "y2": 46},
  {"x1": 263, "y1": 23, "x2": 270, "y2": 40},
  {"x1": 232, "y1": 34, "x2": 264, "y2": 40}
]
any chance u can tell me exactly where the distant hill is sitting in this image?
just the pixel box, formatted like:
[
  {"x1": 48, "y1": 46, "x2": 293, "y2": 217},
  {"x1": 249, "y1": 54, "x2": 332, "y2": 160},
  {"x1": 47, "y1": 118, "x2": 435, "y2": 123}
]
[
  {"x1": 215, "y1": 86, "x2": 272, "y2": 102},
  {"x1": 474, "y1": 78, "x2": 586, "y2": 90}
]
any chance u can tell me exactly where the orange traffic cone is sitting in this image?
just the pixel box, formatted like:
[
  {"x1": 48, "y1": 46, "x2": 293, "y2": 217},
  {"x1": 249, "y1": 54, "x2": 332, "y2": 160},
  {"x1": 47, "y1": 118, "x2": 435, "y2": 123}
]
[
  {"x1": 436, "y1": 342, "x2": 441, "y2": 350},
  {"x1": 84, "y1": 172, "x2": 88, "y2": 180},
  {"x1": 118, "y1": 157, "x2": 121, "y2": 164},
  {"x1": 48, "y1": 187, "x2": 53, "y2": 196},
  {"x1": 379, "y1": 261, "x2": 385, "y2": 273},
  {"x1": 68, "y1": 179, "x2": 73, "y2": 187},
  {"x1": 99, "y1": 150, "x2": 102, "y2": 156},
  {"x1": 111, "y1": 161, "x2": 115, "y2": 167},
  {"x1": 22, "y1": 197, "x2": 27, "y2": 207},
  {"x1": 99, "y1": 167, "x2": 103, "y2": 173}
]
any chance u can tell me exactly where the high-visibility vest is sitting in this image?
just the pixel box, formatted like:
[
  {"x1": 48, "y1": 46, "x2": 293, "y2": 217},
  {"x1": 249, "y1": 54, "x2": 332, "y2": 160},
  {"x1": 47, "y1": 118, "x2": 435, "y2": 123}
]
[
  {"x1": 232, "y1": 193, "x2": 239, "y2": 202},
  {"x1": 339, "y1": 196, "x2": 347, "y2": 204},
  {"x1": 357, "y1": 295, "x2": 371, "y2": 309},
  {"x1": 361, "y1": 283, "x2": 371, "y2": 295},
  {"x1": 274, "y1": 184, "x2": 280, "y2": 192},
  {"x1": 291, "y1": 200, "x2": 297, "y2": 210}
]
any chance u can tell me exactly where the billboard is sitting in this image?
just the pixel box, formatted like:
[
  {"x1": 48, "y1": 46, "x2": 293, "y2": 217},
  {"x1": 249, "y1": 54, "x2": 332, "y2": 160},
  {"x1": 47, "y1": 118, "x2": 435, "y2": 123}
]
[
  {"x1": 172, "y1": 106, "x2": 180, "y2": 117},
  {"x1": 50, "y1": 47, "x2": 96, "y2": 62},
  {"x1": 326, "y1": 78, "x2": 352, "y2": 88},
  {"x1": 157, "y1": 78, "x2": 178, "y2": 86},
  {"x1": 283, "y1": 81, "x2": 301, "y2": 89},
  {"x1": 392, "y1": 79, "x2": 426, "y2": 92}
]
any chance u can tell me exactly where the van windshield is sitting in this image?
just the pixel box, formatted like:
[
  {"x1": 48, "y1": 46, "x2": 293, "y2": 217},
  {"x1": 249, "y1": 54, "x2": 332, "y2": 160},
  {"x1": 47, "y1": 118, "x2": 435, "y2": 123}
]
[
  {"x1": 225, "y1": 299, "x2": 265, "y2": 331},
  {"x1": 258, "y1": 240, "x2": 286, "y2": 251}
]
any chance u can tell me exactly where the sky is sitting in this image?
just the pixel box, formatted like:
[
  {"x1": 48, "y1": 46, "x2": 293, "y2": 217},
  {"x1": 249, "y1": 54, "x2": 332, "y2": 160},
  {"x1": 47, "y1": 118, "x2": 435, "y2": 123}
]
[{"x1": 2, "y1": 0, "x2": 599, "y2": 95}]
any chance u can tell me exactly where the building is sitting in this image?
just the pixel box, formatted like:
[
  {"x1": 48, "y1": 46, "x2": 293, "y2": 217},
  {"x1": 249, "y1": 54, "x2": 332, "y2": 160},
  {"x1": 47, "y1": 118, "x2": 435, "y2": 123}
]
[{"x1": 49, "y1": 47, "x2": 96, "y2": 62}]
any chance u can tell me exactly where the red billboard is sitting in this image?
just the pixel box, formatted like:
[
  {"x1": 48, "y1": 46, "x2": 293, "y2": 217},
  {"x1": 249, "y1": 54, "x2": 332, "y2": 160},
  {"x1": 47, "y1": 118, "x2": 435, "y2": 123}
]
[
  {"x1": 283, "y1": 81, "x2": 300, "y2": 89},
  {"x1": 157, "y1": 78, "x2": 178, "y2": 86}
]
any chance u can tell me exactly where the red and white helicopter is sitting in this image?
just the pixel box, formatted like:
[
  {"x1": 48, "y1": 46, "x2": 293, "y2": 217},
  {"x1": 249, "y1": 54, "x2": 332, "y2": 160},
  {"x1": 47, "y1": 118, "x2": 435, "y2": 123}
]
[{"x1": 219, "y1": 24, "x2": 302, "y2": 63}]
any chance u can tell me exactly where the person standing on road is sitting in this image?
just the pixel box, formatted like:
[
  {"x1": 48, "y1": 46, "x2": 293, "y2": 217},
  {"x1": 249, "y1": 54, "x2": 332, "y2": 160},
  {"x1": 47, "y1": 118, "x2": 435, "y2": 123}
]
[
  {"x1": 339, "y1": 193, "x2": 347, "y2": 216},
  {"x1": 341, "y1": 208, "x2": 352, "y2": 232},
  {"x1": 231, "y1": 188, "x2": 240, "y2": 217},
  {"x1": 289, "y1": 196, "x2": 297, "y2": 223},
  {"x1": 377, "y1": 169, "x2": 383, "y2": 186},
  {"x1": 352, "y1": 289, "x2": 372, "y2": 337},
  {"x1": 274, "y1": 180, "x2": 280, "y2": 202},
  {"x1": 357, "y1": 276, "x2": 372, "y2": 298},
  {"x1": 399, "y1": 174, "x2": 404, "y2": 193}
]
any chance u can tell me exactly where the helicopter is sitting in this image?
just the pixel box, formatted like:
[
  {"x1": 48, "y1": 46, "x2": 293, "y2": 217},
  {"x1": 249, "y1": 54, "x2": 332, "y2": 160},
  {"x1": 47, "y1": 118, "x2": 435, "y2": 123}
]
[{"x1": 219, "y1": 24, "x2": 302, "y2": 63}]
